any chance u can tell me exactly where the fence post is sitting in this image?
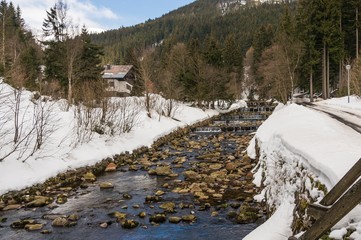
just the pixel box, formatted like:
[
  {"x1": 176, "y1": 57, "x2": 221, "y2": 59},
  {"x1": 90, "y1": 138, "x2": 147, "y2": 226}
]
[
  {"x1": 320, "y1": 158, "x2": 361, "y2": 206},
  {"x1": 297, "y1": 179, "x2": 361, "y2": 240}
]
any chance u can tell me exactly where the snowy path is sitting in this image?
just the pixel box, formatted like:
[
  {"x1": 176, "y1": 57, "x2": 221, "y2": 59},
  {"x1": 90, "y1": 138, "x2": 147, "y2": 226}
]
[{"x1": 303, "y1": 102, "x2": 361, "y2": 134}]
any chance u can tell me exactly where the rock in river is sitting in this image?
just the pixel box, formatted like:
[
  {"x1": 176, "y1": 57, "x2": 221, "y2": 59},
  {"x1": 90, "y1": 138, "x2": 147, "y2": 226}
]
[
  {"x1": 82, "y1": 172, "x2": 97, "y2": 182},
  {"x1": 3, "y1": 204, "x2": 22, "y2": 211},
  {"x1": 149, "y1": 213, "x2": 166, "y2": 223},
  {"x1": 121, "y1": 219, "x2": 139, "y2": 229},
  {"x1": 183, "y1": 170, "x2": 201, "y2": 181},
  {"x1": 26, "y1": 196, "x2": 52, "y2": 208},
  {"x1": 52, "y1": 217, "x2": 68, "y2": 227},
  {"x1": 169, "y1": 216, "x2": 182, "y2": 224},
  {"x1": 154, "y1": 166, "x2": 173, "y2": 176},
  {"x1": 182, "y1": 214, "x2": 197, "y2": 222},
  {"x1": 105, "y1": 163, "x2": 117, "y2": 172},
  {"x1": 159, "y1": 202, "x2": 176, "y2": 212},
  {"x1": 138, "y1": 211, "x2": 147, "y2": 218},
  {"x1": 25, "y1": 223, "x2": 44, "y2": 231},
  {"x1": 99, "y1": 182, "x2": 114, "y2": 189},
  {"x1": 110, "y1": 211, "x2": 127, "y2": 221}
]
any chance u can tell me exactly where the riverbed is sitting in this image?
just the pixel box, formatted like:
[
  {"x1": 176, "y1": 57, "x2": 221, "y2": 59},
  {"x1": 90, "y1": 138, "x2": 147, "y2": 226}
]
[{"x1": 0, "y1": 110, "x2": 270, "y2": 240}]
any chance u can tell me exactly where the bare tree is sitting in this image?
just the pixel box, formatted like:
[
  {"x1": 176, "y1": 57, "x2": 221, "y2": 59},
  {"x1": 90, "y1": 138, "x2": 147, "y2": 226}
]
[
  {"x1": 259, "y1": 45, "x2": 290, "y2": 103},
  {"x1": 65, "y1": 28, "x2": 82, "y2": 110},
  {"x1": 31, "y1": 98, "x2": 59, "y2": 153},
  {"x1": 258, "y1": 36, "x2": 303, "y2": 104},
  {"x1": 105, "y1": 97, "x2": 142, "y2": 134},
  {"x1": 138, "y1": 48, "x2": 156, "y2": 118}
]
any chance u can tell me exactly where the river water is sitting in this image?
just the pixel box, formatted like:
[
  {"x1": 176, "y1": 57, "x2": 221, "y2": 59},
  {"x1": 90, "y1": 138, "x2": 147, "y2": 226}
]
[{"x1": 0, "y1": 111, "x2": 269, "y2": 240}]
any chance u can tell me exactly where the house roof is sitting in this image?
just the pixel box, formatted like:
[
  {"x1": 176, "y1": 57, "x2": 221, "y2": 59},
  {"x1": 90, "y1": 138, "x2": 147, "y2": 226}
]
[{"x1": 102, "y1": 65, "x2": 133, "y2": 79}]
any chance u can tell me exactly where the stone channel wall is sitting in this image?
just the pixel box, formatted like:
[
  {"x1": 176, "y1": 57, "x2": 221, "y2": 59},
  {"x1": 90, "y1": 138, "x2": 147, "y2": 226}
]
[{"x1": 250, "y1": 137, "x2": 329, "y2": 236}]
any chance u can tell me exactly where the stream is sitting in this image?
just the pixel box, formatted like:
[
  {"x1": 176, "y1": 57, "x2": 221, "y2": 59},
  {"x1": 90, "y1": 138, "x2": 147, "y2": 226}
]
[{"x1": 0, "y1": 107, "x2": 273, "y2": 240}]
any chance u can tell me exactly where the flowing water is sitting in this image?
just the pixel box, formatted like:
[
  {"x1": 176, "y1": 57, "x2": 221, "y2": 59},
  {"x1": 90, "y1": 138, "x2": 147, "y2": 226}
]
[{"x1": 0, "y1": 111, "x2": 270, "y2": 240}]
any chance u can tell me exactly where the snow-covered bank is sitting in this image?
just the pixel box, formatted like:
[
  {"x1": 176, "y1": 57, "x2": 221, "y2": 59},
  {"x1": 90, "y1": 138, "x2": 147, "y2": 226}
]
[
  {"x1": 0, "y1": 83, "x2": 232, "y2": 196},
  {"x1": 245, "y1": 97, "x2": 361, "y2": 240}
]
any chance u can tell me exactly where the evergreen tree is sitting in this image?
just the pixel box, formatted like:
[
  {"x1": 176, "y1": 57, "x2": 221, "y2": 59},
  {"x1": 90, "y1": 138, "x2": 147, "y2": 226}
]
[
  {"x1": 0, "y1": 1, "x2": 40, "y2": 89},
  {"x1": 42, "y1": 0, "x2": 69, "y2": 88},
  {"x1": 42, "y1": 0, "x2": 68, "y2": 42},
  {"x1": 203, "y1": 35, "x2": 223, "y2": 67},
  {"x1": 223, "y1": 34, "x2": 243, "y2": 72},
  {"x1": 74, "y1": 26, "x2": 103, "y2": 83},
  {"x1": 20, "y1": 45, "x2": 41, "y2": 90}
]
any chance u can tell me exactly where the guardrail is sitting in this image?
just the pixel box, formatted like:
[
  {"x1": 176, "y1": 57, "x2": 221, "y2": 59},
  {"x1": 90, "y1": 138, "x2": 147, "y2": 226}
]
[{"x1": 289, "y1": 158, "x2": 361, "y2": 240}]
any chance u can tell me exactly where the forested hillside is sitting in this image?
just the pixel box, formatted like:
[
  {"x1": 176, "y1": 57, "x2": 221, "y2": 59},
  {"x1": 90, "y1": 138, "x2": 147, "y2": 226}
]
[
  {"x1": 90, "y1": 0, "x2": 286, "y2": 102},
  {"x1": 90, "y1": 0, "x2": 361, "y2": 105},
  {"x1": 91, "y1": 0, "x2": 284, "y2": 65}
]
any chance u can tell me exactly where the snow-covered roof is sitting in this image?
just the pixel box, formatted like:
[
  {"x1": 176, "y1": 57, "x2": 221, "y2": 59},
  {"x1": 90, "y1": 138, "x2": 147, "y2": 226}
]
[{"x1": 102, "y1": 65, "x2": 133, "y2": 79}]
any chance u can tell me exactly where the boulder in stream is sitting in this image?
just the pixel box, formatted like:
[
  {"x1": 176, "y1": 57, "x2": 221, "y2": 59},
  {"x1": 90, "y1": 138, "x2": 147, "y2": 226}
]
[
  {"x1": 105, "y1": 163, "x2": 117, "y2": 172},
  {"x1": 154, "y1": 166, "x2": 173, "y2": 176},
  {"x1": 121, "y1": 219, "x2": 139, "y2": 229},
  {"x1": 25, "y1": 223, "x2": 44, "y2": 231},
  {"x1": 149, "y1": 213, "x2": 166, "y2": 223},
  {"x1": 99, "y1": 182, "x2": 114, "y2": 189},
  {"x1": 169, "y1": 216, "x2": 182, "y2": 224},
  {"x1": 182, "y1": 214, "x2": 197, "y2": 222},
  {"x1": 26, "y1": 196, "x2": 52, "y2": 208},
  {"x1": 51, "y1": 217, "x2": 68, "y2": 227},
  {"x1": 82, "y1": 172, "x2": 97, "y2": 182},
  {"x1": 3, "y1": 204, "x2": 22, "y2": 211}
]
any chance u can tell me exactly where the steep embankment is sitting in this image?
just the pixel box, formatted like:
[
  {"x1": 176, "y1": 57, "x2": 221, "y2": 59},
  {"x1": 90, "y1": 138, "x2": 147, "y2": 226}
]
[{"x1": 245, "y1": 101, "x2": 361, "y2": 239}]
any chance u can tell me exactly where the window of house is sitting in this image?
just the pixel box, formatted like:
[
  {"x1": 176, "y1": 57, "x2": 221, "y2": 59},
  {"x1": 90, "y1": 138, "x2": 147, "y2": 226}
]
[
  {"x1": 126, "y1": 83, "x2": 132, "y2": 91},
  {"x1": 108, "y1": 81, "x2": 115, "y2": 87}
]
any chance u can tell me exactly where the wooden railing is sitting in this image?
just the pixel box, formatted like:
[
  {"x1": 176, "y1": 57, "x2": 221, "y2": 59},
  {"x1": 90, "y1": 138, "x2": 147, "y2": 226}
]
[{"x1": 289, "y1": 158, "x2": 361, "y2": 240}]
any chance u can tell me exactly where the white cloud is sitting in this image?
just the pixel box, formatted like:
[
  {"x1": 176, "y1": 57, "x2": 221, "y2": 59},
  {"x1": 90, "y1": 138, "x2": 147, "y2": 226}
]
[{"x1": 11, "y1": 0, "x2": 119, "y2": 34}]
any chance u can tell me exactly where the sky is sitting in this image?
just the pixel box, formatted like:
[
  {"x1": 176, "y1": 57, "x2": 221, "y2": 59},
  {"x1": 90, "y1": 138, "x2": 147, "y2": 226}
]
[{"x1": 10, "y1": 0, "x2": 196, "y2": 35}]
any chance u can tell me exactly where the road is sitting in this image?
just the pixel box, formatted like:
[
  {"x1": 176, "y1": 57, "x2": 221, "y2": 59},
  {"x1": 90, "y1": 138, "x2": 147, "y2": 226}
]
[{"x1": 302, "y1": 102, "x2": 361, "y2": 134}]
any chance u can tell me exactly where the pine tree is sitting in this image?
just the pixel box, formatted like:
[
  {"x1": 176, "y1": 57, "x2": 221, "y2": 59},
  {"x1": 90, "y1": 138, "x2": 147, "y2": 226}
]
[
  {"x1": 203, "y1": 35, "x2": 223, "y2": 67},
  {"x1": 20, "y1": 45, "x2": 41, "y2": 90},
  {"x1": 74, "y1": 26, "x2": 103, "y2": 83},
  {"x1": 223, "y1": 34, "x2": 242, "y2": 72},
  {"x1": 42, "y1": 0, "x2": 68, "y2": 42}
]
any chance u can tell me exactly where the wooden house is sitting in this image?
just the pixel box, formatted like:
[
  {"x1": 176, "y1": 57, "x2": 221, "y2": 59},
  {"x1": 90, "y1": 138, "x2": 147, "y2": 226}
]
[{"x1": 102, "y1": 65, "x2": 136, "y2": 97}]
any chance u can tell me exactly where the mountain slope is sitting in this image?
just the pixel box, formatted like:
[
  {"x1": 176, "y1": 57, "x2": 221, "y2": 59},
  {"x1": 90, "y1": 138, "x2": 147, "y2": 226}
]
[{"x1": 90, "y1": 0, "x2": 288, "y2": 64}]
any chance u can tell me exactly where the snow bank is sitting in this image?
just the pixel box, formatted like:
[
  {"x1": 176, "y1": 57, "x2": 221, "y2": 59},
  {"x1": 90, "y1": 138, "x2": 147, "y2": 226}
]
[
  {"x1": 246, "y1": 101, "x2": 361, "y2": 239},
  {"x1": 0, "y1": 83, "x2": 219, "y2": 195}
]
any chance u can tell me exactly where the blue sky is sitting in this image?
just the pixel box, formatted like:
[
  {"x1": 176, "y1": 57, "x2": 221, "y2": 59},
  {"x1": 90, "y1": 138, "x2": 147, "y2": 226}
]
[{"x1": 11, "y1": 0, "x2": 196, "y2": 34}]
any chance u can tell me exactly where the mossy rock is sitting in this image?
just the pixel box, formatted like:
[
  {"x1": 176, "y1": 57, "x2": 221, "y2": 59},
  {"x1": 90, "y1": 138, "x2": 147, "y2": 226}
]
[
  {"x1": 121, "y1": 219, "x2": 139, "y2": 229},
  {"x1": 82, "y1": 172, "x2": 96, "y2": 182},
  {"x1": 149, "y1": 214, "x2": 166, "y2": 223}
]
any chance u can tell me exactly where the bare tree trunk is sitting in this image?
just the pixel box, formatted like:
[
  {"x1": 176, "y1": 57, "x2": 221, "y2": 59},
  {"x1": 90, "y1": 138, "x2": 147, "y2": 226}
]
[
  {"x1": 357, "y1": 7, "x2": 359, "y2": 59},
  {"x1": 322, "y1": 43, "x2": 327, "y2": 99},
  {"x1": 13, "y1": 88, "x2": 21, "y2": 143},
  {"x1": 68, "y1": 76, "x2": 72, "y2": 108},
  {"x1": 326, "y1": 47, "x2": 330, "y2": 98},
  {"x1": 310, "y1": 68, "x2": 313, "y2": 102},
  {"x1": 339, "y1": 61, "x2": 342, "y2": 91},
  {"x1": 2, "y1": 8, "x2": 5, "y2": 71}
]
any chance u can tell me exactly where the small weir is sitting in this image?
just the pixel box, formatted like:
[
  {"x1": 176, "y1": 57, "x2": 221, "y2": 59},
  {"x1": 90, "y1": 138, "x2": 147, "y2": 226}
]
[
  {"x1": 194, "y1": 102, "x2": 272, "y2": 134},
  {"x1": 0, "y1": 102, "x2": 274, "y2": 240}
]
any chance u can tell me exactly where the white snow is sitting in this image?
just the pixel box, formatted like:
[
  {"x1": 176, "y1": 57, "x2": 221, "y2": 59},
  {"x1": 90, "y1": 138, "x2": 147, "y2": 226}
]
[
  {"x1": 2, "y1": 79, "x2": 361, "y2": 239},
  {"x1": 246, "y1": 96, "x2": 361, "y2": 239},
  {"x1": 0, "y1": 83, "x2": 219, "y2": 195}
]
